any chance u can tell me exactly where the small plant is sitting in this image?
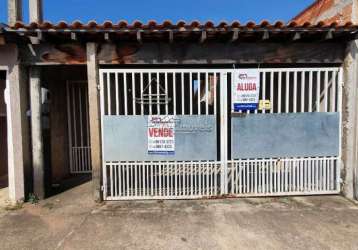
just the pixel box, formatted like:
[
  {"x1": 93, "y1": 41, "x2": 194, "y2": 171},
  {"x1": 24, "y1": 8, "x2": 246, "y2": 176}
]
[{"x1": 28, "y1": 193, "x2": 39, "y2": 204}]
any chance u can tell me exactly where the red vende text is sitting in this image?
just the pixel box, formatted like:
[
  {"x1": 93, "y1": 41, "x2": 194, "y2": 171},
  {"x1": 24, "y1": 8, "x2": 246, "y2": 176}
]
[{"x1": 148, "y1": 128, "x2": 174, "y2": 137}]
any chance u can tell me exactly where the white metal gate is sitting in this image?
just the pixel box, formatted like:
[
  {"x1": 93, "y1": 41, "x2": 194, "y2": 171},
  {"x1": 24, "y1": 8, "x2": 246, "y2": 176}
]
[
  {"x1": 100, "y1": 69, "x2": 224, "y2": 200},
  {"x1": 100, "y1": 67, "x2": 342, "y2": 200},
  {"x1": 227, "y1": 68, "x2": 342, "y2": 196},
  {"x1": 66, "y1": 81, "x2": 92, "y2": 174}
]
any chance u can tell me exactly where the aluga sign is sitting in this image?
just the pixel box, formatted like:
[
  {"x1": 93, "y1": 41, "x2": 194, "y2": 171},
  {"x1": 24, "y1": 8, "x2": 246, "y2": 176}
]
[
  {"x1": 147, "y1": 115, "x2": 175, "y2": 155},
  {"x1": 232, "y1": 69, "x2": 260, "y2": 111}
]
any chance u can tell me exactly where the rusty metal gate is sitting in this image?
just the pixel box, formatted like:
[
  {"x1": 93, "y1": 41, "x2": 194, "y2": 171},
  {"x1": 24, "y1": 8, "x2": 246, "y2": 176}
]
[{"x1": 100, "y1": 67, "x2": 342, "y2": 200}]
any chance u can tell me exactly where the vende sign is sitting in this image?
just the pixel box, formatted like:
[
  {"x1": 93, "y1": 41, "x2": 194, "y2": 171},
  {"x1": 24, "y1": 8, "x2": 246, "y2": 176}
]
[
  {"x1": 148, "y1": 115, "x2": 175, "y2": 155},
  {"x1": 232, "y1": 69, "x2": 260, "y2": 111}
]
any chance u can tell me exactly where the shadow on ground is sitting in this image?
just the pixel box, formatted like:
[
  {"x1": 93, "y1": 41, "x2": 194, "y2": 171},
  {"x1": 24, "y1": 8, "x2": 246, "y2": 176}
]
[
  {"x1": 48, "y1": 174, "x2": 92, "y2": 197},
  {"x1": 0, "y1": 181, "x2": 357, "y2": 250}
]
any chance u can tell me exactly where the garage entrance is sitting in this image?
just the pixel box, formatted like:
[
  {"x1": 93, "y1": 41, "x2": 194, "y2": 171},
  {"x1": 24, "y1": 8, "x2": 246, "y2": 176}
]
[{"x1": 100, "y1": 67, "x2": 342, "y2": 200}]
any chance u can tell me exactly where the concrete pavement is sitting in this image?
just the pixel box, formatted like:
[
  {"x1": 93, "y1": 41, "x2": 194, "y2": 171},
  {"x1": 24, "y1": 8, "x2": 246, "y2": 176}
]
[{"x1": 0, "y1": 182, "x2": 358, "y2": 250}]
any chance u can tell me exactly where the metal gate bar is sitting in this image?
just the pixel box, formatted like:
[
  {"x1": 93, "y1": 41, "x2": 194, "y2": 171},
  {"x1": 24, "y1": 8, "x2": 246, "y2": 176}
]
[
  {"x1": 100, "y1": 67, "x2": 342, "y2": 200},
  {"x1": 66, "y1": 81, "x2": 92, "y2": 174},
  {"x1": 101, "y1": 69, "x2": 220, "y2": 116},
  {"x1": 104, "y1": 161, "x2": 221, "y2": 200},
  {"x1": 239, "y1": 68, "x2": 341, "y2": 114},
  {"x1": 228, "y1": 157, "x2": 339, "y2": 196}
]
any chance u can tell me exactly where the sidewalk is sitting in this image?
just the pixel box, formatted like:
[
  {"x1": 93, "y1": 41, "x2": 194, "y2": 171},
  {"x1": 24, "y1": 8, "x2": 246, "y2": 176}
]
[{"x1": 0, "y1": 182, "x2": 357, "y2": 250}]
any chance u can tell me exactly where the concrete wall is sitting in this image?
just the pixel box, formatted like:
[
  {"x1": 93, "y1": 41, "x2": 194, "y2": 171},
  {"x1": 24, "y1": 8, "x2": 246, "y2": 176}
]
[
  {"x1": 293, "y1": 0, "x2": 355, "y2": 25},
  {"x1": 342, "y1": 42, "x2": 358, "y2": 199},
  {"x1": 0, "y1": 45, "x2": 18, "y2": 67}
]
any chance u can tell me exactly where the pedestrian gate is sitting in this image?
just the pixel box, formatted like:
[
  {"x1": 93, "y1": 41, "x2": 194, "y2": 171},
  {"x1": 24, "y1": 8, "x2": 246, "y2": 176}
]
[
  {"x1": 100, "y1": 68, "x2": 342, "y2": 200},
  {"x1": 66, "y1": 81, "x2": 92, "y2": 174}
]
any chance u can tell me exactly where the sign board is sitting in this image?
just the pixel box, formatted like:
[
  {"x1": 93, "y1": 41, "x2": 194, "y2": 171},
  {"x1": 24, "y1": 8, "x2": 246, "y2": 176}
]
[
  {"x1": 147, "y1": 115, "x2": 175, "y2": 155},
  {"x1": 232, "y1": 69, "x2": 260, "y2": 111}
]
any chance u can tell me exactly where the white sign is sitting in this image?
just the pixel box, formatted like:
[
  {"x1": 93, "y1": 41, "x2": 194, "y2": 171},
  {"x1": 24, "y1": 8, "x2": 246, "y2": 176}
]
[
  {"x1": 148, "y1": 115, "x2": 175, "y2": 155},
  {"x1": 232, "y1": 69, "x2": 260, "y2": 111}
]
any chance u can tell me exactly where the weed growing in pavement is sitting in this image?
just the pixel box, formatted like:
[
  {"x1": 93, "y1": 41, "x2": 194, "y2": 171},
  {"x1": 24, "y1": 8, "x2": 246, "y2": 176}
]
[{"x1": 28, "y1": 193, "x2": 39, "y2": 204}]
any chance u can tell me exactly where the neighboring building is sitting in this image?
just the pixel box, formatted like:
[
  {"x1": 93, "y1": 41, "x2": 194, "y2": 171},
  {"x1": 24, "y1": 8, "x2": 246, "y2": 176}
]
[
  {"x1": 293, "y1": 0, "x2": 357, "y2": 25},
  {"x1": 0, "y1": 0, "x2": 358, "y2": 203}
]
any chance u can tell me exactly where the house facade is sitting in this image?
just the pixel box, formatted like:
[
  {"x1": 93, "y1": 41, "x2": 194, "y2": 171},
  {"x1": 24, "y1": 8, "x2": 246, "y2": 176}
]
[{"x1": 0, "y1": 0, "x2": 358, "y2": 203}]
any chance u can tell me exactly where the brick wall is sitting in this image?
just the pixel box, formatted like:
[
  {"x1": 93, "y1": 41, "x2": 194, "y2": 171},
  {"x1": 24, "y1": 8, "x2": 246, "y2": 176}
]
[{"x1": 293, "y1": 0, "x2": 354, "y2": 24}]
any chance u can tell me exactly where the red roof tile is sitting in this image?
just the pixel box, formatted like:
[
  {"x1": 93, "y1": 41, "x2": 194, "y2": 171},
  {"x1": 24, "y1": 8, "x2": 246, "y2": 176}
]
[{"x1": 9, "y1": 20, "x2": 358, "y2": 31}]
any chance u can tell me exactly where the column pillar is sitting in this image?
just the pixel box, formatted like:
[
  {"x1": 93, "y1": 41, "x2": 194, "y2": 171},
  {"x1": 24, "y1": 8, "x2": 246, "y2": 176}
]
[
  {"x1": 6, "y1": 56, "x2": 29, "y2": 203},
  {"x1": 342, "y1": 40, "x2": 358, "y2": 200},
  {"x1": 8, "y1": 0, "x2": 23, "y2": 26},
  {"x1": 29, "y1": 0, "x2": 43, "y2": 23},
  {"x1": 86, "y1": 43, "x2": 102, "y2": 201},
  {"x1": 30, "y1": 67, "x2": 44, "y2": 199}
]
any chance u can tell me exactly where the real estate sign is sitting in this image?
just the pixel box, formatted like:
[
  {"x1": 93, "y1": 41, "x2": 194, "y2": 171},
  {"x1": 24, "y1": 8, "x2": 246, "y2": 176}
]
[
  {"x1": 232, "y1": 69, "x2": 260, "y2": 111},
  {"x1": 147, "y1": 115, "x2": 175, "y2": 155}
]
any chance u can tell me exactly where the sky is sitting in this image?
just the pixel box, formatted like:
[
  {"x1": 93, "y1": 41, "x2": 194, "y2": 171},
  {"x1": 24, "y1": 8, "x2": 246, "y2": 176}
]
[{"x1": 0, "y1": 0, "x2": 315, "y2": 24}]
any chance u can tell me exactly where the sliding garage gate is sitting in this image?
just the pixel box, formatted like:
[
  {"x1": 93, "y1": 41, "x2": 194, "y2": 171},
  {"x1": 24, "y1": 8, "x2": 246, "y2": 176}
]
[{"x1": 100, "y1": 67, "x2": 342, "y2": 200}]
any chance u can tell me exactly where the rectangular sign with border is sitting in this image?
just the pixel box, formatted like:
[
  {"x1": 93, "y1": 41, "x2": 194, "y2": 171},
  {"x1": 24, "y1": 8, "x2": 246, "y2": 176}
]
[
  {"x1": 147, "y1": 115, "x2": 175, "y2": 155},
  {"x1": 232, "y1": 69, "x2": 260, "y2": 111}
]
